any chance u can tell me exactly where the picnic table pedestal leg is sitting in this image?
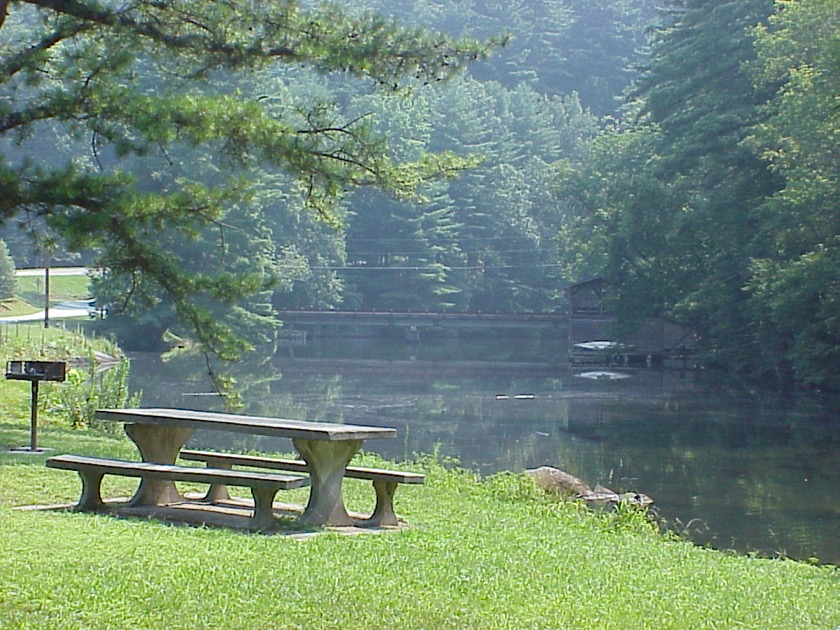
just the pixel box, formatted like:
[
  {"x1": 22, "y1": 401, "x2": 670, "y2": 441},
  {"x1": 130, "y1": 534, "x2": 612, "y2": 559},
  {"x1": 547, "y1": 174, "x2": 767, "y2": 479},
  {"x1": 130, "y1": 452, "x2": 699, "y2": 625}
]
[
  {"x1": 76, "y1": 468, "x2": 106, "y2": 510},
  {"x1": 124, "y1": 424, "x2": 194, "y2": 506},
  {"x1": 293, "y1": 438, "x2": 361, "y2": 527},
  {"x1": 367, "y1": 480, "x2": 400, "y2": 527}
]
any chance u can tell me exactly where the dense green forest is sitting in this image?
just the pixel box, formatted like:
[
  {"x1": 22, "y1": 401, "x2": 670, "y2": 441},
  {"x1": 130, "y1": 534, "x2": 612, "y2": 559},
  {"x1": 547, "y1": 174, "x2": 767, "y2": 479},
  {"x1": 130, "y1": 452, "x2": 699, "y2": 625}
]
[
  {"x1": 0, "y1": 1, "x2": 837, "y2": 389},
  {"x1": 554, "y1": 0, "x2": 839, "y2": 389}
]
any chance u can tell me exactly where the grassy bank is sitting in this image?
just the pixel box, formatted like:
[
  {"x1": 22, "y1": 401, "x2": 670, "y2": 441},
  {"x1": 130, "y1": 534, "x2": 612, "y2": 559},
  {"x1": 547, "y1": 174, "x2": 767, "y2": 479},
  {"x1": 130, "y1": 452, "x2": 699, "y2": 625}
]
[
  {"x1": 1, "y1": 421, "x2": 838, "y2": 629},
  {"x1": 0, "y1": 313, "x2": 838, "y2": 628},
  {"x1": 0, "y1": 319, "x2": 126, "y2": 430}
]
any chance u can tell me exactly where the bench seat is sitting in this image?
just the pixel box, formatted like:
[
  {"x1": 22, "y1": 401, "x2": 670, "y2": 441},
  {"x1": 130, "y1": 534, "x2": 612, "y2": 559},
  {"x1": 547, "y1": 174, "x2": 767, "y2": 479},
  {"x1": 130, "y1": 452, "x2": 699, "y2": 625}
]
[
  {"x1": 180, "y1": 449, "x2": 424, "y2": 527},
  {"x1": 46, "y1": 454, "x2": 309, "y2": 531}
]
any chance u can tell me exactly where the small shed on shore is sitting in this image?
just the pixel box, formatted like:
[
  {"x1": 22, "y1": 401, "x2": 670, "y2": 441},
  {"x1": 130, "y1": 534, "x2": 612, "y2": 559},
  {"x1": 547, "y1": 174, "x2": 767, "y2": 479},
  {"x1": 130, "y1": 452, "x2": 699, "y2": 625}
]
[{"x1": 568, "y1": 277, "x2": 605, "y2": 319}]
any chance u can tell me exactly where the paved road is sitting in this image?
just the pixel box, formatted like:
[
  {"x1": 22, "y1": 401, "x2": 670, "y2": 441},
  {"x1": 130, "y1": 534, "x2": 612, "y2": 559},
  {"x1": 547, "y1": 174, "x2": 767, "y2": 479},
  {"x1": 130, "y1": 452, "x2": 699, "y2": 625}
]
[
  {"x1": 0, "y1": 307, "x2": 90, "y2": 324},
  {"x1": 15, "y1": 267, "x2": 89, "y2": 277}
]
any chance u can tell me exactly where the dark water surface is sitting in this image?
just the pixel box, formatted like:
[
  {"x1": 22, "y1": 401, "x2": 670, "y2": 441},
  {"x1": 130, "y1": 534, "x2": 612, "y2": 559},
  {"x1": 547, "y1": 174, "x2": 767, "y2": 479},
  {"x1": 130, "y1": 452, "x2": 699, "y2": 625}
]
[{"x1": 128, "y1": 334, "x2": 840, "y2": 564}]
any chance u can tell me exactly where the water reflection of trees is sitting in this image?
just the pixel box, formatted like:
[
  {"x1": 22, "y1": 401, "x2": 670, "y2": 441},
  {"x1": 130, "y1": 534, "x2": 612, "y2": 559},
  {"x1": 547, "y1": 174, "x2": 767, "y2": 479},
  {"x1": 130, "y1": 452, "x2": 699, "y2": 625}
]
[
  {"x1": 128, "y1": 349, "x2": 840, "y2": 563},
  {"x1": 563, "y1": 392, "x2": 840, "y2": 562}
]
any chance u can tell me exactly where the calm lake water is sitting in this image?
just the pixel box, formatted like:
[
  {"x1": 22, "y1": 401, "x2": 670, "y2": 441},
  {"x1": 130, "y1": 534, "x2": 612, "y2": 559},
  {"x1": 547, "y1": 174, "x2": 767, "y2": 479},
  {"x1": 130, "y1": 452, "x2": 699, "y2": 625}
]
[{"x1": 127, "y1": 332, "x2": 840, "y2": 564}]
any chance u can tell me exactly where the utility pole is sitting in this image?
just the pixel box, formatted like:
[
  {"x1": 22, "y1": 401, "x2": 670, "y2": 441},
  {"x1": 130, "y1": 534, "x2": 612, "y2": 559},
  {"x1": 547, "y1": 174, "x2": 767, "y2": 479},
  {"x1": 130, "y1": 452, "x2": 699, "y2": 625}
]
[{"x1": 43, "y1": 255, "x2": 50, "y2": 328}]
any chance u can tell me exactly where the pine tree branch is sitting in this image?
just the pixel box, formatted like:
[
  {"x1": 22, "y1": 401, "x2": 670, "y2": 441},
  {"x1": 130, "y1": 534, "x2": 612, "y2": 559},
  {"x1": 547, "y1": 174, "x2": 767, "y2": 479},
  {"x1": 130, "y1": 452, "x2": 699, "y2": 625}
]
[
  {"x1": 22, "y1": 0, "x2": 295, "y2": 61},
  {"x1": 0, "y1": 0, "x2": 10, "y2": 31},
  {"x1": 0, "y1": 18, "x2": 91, "y2": 78}
]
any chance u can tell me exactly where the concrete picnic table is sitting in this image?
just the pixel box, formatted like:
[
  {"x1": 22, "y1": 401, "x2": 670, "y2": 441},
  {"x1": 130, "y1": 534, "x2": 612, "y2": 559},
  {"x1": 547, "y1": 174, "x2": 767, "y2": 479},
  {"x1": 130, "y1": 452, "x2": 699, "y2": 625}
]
[{"x1": 94, "y1": 408, "x2": 397, "y2": 526}]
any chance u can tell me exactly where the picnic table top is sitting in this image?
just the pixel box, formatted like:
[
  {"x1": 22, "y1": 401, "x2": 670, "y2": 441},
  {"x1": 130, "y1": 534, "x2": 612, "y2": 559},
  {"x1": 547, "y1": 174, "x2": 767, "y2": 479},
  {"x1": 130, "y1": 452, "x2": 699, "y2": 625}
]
[{"x1": 94, "y1": 408, "x2": 397, "y2": 442}]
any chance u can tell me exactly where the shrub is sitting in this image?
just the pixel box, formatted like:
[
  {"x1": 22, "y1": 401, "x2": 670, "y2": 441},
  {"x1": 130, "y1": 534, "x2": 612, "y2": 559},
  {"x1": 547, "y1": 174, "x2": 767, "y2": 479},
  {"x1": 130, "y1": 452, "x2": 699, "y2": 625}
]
[
  {"x1": 0, "y1": 240, "x2": 16, "y2": 300},
  {"x1": 47, "y1": 353, "x2": 141, "y2": 429}
]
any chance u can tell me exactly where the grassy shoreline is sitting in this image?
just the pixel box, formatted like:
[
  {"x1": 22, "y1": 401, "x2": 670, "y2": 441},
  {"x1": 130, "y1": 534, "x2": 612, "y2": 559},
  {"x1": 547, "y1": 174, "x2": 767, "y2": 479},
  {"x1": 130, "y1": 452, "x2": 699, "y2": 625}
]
[
  {"x1": 0, "y1": 302, "x2": 838, "y2": 628},
  {"x1": 1, "y1": 420, "x2": 838, "y2": 629}
]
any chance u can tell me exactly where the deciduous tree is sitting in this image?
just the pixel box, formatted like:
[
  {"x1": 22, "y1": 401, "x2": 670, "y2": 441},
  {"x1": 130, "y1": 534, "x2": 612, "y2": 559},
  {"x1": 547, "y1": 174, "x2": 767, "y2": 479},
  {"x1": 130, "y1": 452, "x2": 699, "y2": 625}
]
[
  {"x1": 607, "y1": 0, "x2": 777, "y2": 366},
  {"x1": 745, "y1": 0, "x2": 840, "y2": 387}
]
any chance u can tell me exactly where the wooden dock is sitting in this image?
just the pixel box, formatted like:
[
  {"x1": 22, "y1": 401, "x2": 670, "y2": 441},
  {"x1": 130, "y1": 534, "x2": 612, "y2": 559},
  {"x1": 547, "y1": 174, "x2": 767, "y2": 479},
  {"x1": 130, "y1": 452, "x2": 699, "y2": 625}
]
[
  {"x1": 568, "y1": 317, "x2": 697, "y2": 368},
  {"x1": 566, "y1": 277, "x2": 698, "y2": 369}
]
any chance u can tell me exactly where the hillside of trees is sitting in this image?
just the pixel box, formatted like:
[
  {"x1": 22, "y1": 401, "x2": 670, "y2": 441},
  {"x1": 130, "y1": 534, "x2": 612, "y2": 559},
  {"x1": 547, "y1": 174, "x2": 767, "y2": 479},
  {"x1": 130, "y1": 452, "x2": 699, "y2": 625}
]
[
  {"x1": 0, "y1": 1, "x2": 836, "y2": 389},
  {"x1": 555, "y1": 0, "x2": 838, "y2": 389}
]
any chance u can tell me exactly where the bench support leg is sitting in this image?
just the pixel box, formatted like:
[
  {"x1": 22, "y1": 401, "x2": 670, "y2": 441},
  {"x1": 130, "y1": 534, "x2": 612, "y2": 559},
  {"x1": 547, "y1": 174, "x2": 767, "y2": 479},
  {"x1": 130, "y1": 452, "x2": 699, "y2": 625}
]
[
  {"x1": 293, "y1": 438, "x2": 361, "y2": 527},
  {"x1": 200, "y1": 463, "x2": 232, "y2": 503},
  {"x1": 76, "y1": 470, "x2": 106, "y2": 510},
  {"x1": 366, "y1": 480, "x2": 400, "y2": 527},
  {"x1": 249, "y1": 487, "x2": 280, "y2": 531},
  {"x1": 124, "y1": 424, "x2": 194, "y2": 506}
]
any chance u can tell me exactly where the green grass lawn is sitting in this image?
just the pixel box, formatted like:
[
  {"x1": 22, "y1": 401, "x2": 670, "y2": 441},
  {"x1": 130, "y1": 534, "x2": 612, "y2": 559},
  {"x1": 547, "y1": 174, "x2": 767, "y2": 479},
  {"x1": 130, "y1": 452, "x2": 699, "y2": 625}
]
[
  {"x1": 14, "y1": 273, "x2": 92, "y2": 308},
  {"x1": 0, "y1": 296, "x2": 38, "y2": 318},
  {"x1": 0, "y1": 321, "x2": 837, "y2": 628},
  {"x1": 1, "y1": 419, "x2": 838, "y2": 629},
  {"x1": 1, "y1": 273, "x2": 92, "y2": 318}
]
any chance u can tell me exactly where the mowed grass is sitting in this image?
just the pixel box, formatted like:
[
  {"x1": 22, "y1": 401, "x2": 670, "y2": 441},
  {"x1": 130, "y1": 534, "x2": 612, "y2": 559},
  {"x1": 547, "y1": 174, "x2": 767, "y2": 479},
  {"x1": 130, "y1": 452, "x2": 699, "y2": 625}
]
[
  {"x1": 1, "y1": 273, "x2": 92, "y2": 318},
  {"x1": 1, "y1": 421, "x2": 838, "y2": 629},
  {"x1": 0, "y1": 296, "x2": 39, "y2": 318},
  {"x1": 14, "y1": 273, "x2": 92, "y2": 307}
]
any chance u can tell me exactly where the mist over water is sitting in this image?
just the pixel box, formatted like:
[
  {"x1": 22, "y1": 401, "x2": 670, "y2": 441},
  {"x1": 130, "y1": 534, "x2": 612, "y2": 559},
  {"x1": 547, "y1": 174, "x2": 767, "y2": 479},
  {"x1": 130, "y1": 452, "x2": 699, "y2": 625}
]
[{"x1": 129, "y1": 333, "x2": 840, "y2": 564}]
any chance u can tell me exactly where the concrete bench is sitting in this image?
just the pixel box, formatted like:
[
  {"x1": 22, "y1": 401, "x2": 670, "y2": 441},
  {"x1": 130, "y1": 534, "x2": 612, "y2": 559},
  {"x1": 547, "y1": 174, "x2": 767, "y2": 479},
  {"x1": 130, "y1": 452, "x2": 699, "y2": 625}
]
[
  {"x1": 180, "y1": 449, "x2": 425, "y2": 527},
  {"x1": 46, "y1": 454, "x2": 309, "y2": 531}
]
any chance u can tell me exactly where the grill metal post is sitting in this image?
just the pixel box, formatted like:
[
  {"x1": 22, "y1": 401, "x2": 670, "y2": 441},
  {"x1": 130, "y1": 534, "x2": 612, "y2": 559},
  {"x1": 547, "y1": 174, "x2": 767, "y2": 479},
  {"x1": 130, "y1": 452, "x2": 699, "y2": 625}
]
[
  {"x1": 6, "y1": 361, "x2": 66, "y2": 453},
  {"x1": 29, "y1": 379, "x2": 39, "y2": 451}
]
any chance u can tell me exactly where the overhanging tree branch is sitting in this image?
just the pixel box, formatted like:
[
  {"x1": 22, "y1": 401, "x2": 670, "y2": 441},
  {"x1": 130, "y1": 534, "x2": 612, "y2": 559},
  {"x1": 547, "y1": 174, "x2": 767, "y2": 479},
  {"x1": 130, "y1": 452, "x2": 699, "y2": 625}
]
[{"x1": 1, "y1": 0, "x2": 494, "y2": 363}]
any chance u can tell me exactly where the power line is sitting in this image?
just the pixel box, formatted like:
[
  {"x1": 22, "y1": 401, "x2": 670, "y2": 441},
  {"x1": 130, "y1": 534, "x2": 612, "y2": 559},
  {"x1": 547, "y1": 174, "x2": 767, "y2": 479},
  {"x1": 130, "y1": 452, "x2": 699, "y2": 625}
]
[
  {"x1": 345, "y1": 248, "x2": 556, "y2": 257},
  {"x1": 274, "y1": 262, "x2": 565, "y2": 273},
  {"x1": 346, "y1": 235, "x2": 539, "y2": 243}
]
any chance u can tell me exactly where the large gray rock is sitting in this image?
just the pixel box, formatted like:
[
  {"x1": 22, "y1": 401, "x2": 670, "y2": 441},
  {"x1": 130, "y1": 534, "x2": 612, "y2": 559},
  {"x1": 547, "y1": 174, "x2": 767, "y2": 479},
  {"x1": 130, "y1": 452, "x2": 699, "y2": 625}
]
[
  {"x1": 526, "y1": 466, "x2": 592, "y2": 497},
  {"x1": 525, "y1": 466, "x2": 654, "y2": 508}
]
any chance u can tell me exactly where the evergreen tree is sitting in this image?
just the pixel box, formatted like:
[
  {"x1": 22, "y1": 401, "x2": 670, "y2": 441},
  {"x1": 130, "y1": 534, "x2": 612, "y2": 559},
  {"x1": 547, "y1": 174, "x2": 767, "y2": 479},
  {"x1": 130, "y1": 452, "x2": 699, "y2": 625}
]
[
  {"x1": 618, "y1": 0, "x2": 778, "y2": 366},
  {"x1": 0, "y1": 0, "x2": 492, "y2": 358},
  {"x1": 356, "y1": 0, "x2": 657, "y2": 115},
  {"x1": 343, "y1": 187, "x2": 464, "y2": 311},
  {"x1": 535, "y1": 0, "x2": 658, "y2": 114},
  {"x1": 552, "y1": 121, "x2": 680, "y2": 320},
  {"x1": 430, "y1": 79, "x2": 595, "y2": 312},
  {"x1": 339, "y1": 84, "x2": 467, "y2": 311}
]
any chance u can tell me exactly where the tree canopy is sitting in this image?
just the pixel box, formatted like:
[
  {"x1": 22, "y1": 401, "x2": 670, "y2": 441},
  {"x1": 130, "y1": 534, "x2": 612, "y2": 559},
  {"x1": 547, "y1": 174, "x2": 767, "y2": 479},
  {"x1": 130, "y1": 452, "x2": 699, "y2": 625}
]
[
  {"x1": 0, "y1": 0, "x2": 491, "y2": 357},
  {"x1": 744, "y1": 0, "x2": 840, "y2": 387},
  {"x1": 554, "y1": 0, "x2": 839, "y2": 389},
  {"x1": 2, "y1": 0, "x2": 834, "y2": 390}
]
